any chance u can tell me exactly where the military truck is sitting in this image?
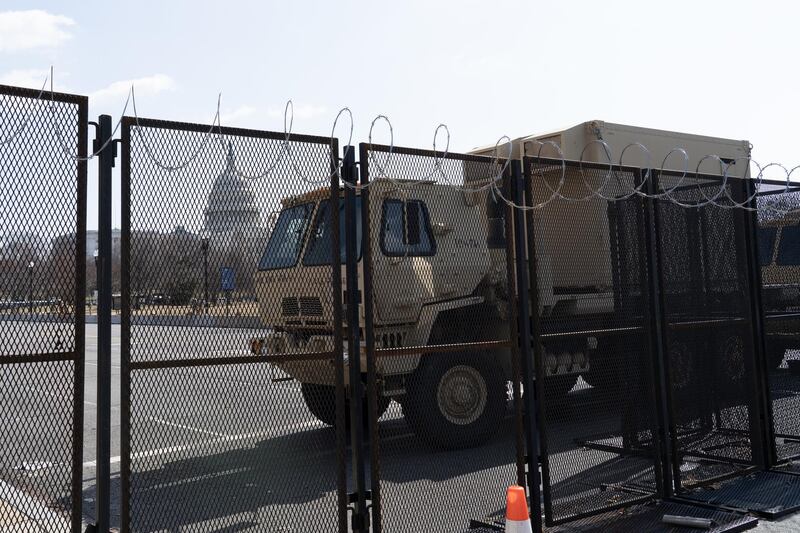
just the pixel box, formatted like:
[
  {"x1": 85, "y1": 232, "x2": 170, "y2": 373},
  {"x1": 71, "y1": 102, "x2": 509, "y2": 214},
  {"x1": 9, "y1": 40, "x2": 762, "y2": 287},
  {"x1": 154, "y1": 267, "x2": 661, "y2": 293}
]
[
  {"x1": 251, "y1": 121, "x2": 768, "y2": 448},
  {"x1": 758, "y1": 204, "x2": 800, "y2": 367}
]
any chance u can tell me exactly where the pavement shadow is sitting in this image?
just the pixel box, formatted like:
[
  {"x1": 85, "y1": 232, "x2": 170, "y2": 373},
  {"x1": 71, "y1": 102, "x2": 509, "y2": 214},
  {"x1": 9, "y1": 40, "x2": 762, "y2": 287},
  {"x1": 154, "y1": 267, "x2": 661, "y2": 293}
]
[{"x1": 78, "y1": 414, "x2": 524, "y2": 532}]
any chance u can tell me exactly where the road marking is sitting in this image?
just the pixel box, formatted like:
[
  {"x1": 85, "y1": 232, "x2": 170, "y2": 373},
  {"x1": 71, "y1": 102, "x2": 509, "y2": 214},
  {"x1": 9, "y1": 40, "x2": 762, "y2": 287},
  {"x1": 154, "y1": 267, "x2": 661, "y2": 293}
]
[
  {"x1": 83, "y1": 362, "x2": 121, "y2": 369},
  {"x1": 83, "y1": 419, "x2": 339, "y2": 469},
  {"x1": 0, "y1": 479, "x2": 70, "y2": 531},
  {"x1": 149, "y1": 417, "x2": 229, "y2": 437}
]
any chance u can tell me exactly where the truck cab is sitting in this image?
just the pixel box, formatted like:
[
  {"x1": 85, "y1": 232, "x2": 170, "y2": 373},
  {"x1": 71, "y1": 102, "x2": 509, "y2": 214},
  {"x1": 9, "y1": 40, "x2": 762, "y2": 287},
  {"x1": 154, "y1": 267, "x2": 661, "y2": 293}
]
[{"x1": 252, "y1": 177, "x2": 514, "y2": 447}]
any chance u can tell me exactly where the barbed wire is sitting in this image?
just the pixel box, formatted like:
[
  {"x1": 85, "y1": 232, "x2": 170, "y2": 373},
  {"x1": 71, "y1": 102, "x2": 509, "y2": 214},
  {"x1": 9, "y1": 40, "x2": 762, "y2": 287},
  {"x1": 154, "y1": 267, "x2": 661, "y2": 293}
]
[
  {"x1": 4, "y1": 72, "x2": 800, "y2": 216},
  {"x1": 0, "y1": 72, "x2": 49, "y2": 146},
  {"x1": 43, "y1": 67, "x2": 132, "y2": 161}
]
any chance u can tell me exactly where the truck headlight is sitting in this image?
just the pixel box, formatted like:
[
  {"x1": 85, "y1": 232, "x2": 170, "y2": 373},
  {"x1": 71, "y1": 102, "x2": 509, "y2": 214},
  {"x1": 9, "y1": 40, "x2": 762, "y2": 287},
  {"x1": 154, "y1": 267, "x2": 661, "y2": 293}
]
[{"x1": 250, "y1": 338, "x2": 264, "y2": 355}]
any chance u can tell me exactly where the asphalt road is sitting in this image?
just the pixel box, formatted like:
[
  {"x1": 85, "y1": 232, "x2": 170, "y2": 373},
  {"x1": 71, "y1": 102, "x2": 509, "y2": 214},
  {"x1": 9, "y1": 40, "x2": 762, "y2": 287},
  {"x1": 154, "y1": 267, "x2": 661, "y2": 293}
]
[{"x1": 2, "y1": 322, "x2": 800, "y2": 532}]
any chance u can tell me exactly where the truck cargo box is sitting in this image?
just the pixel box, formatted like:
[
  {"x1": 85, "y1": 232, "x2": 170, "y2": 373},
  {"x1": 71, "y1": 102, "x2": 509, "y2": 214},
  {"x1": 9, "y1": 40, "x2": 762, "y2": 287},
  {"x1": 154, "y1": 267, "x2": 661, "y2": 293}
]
[{"x1": 469, "y1": 120, "x2": 752, "y2": 311}]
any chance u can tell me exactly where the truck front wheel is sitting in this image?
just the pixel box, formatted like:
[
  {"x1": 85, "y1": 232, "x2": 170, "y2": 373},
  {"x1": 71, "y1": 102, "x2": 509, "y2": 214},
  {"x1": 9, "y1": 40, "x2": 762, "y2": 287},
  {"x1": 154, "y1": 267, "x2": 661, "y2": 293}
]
[
  {"x1": 301, "y1": 383, "x2": 389, "y2": 427},
  {"x1": 402, "y1": 352, "x2": 506, "y2": 449}
]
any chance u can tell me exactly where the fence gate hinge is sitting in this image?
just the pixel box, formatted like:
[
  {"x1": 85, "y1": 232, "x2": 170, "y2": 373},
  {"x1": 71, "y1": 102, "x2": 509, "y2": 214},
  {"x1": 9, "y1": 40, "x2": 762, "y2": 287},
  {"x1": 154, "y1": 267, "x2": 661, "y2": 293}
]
[
  {"x1": 348, "y1": 491, "x2": 372, "y2": 531},
  {"x1": 347, "y1": 490, "x2": 371, "y2": 503}
]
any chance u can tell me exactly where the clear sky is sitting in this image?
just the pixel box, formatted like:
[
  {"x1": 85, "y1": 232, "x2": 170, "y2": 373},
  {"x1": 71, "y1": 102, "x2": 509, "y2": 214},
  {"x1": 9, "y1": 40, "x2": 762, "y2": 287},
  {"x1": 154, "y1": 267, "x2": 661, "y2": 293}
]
[{"x1": 1, "y1": 1, "x2": 798, "y2": 228}]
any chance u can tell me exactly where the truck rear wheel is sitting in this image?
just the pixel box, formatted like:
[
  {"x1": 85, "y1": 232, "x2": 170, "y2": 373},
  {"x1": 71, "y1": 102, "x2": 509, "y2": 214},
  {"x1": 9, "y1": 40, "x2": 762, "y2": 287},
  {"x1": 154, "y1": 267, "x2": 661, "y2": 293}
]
[
  {"x1": 543, "y1": 374, "x2": 578, "y2": 398},
  {"x1": 766, "y1": 340, "x2": 787, "y2": 370},
  {"x1": 402, "y1": 352, "x2": 506, "y2": 449},
  {"x1": 301, "y1": 383, "x2": 390, "y2": 427}
]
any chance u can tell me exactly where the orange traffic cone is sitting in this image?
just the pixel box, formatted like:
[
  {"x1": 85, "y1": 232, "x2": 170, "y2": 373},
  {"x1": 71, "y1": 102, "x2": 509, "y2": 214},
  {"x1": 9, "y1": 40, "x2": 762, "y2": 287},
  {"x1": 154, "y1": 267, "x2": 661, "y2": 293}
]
[{"x1": 505, "y1": 485, "x2": 533, "y2": 533}]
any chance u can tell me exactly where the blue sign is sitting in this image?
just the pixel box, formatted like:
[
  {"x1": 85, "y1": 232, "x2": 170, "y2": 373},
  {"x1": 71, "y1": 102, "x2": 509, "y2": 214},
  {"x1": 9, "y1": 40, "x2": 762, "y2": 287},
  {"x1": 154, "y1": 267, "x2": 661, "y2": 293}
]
[{"x1": 220, "y1": 267, "x2": 235, "y2": 292}]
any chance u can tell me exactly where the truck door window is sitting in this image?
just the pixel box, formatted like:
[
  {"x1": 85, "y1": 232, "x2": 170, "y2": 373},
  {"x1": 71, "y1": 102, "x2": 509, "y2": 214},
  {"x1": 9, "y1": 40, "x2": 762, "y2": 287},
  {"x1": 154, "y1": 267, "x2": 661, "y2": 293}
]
[
  {"x1": 777, "y1": 225, "x2": 800, "y2": 266},
  {"x1": 257, "y1": 203, "x2": 313, "y2": 270},
  {"x1": 758, "y1": 227, "x2": 777, "y2": 266},
  {"x1": 303, "y1": 198, "x2": 362, "y2": 265},
  {"x1": 381, "y1": 199, "x2": 436, "y2": 256}
]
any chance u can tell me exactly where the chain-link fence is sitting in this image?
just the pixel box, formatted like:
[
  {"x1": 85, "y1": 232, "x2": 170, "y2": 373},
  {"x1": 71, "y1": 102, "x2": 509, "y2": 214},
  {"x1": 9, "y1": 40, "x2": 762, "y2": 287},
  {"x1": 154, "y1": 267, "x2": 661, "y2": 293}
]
[
  {"x1": 120, "y1": 117, "x2": 348, "y2": 532},
  {"x1": 5, "y1": 74, "x2": 800, "y2": 532},
  {"x1": 653, "y1": 172, "x2": 765, "y2": 494},
  {"x1": 757, "y1": 180, "x2": 800, "y2": 468},
  {"x1": 357, "y1": 144, "x2": 524, "y2": 532},
  {"x1": 522, "y1": 158, "x2": 662, "y2": 526},
  {"x1": 0, "y1": 84, "x2": 86, "y2": 532}
]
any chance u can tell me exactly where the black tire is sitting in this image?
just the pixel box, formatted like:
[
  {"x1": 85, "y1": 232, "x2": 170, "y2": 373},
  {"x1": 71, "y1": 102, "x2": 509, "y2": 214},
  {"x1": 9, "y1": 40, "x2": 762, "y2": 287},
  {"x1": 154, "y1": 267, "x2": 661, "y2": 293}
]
[
  {"x1": 719, "y1": 332, "x2": 746, "y2": 385},
  {"x1": 766, "y1": 341, "x2": 787, "y2": 370},
  {"x1": 301, "y1": 383, "x2": 339, "y2": 426},
  {"x1": 402, "y1": 352, "x2": 506, "y2": 449},
  {"x1": 301, "y1": 383, "x2": 390, "y2": 427},
  {"x1": 581, "y1": 371, "x2": 618, "y2": 397},
  {"x1": 542, "y1": 374, "x2": 578, "y2": 398}
]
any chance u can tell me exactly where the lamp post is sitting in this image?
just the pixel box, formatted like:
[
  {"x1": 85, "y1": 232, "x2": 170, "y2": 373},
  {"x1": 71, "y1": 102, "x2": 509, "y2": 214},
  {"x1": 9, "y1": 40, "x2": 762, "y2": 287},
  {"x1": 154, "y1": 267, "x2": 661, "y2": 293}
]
[
  {"x1": 28, "y1": 261, "x2": 34, "y2": 315},
  {"x1": 200, "y1": 237, "x2": 210, "y2": 311}
]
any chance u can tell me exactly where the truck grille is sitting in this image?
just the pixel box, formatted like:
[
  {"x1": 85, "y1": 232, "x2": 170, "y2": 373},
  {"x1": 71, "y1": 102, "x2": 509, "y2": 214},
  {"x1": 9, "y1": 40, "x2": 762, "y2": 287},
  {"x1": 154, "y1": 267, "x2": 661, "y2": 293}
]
[
  {"x1": 281, "y1": 297, "x2": 300, "y2": 316},
  {"x1": 300, "y1": 297, "x2": 323, "y2": 316},
  {"x1": 282, "y1": 296, "x2": 323, "y2": 317}
]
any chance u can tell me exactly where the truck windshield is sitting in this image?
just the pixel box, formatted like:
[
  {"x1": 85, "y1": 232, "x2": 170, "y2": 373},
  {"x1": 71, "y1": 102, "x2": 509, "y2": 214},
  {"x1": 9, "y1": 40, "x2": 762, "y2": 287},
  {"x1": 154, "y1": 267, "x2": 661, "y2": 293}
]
[
  {"x1": 303, "y1": 197, "x2": 362, "y2": 265},
  {"x1": 258, "y1": 203, "x2": 314, "y2": 270}
]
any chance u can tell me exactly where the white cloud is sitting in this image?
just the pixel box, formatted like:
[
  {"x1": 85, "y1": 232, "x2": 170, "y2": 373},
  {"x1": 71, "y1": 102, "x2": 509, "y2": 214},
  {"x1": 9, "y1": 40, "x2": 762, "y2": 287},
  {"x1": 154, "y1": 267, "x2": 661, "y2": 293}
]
[
  {"x1": 268, "y1": 103, "x2": 328, "y2": 121},
  {"x1": 0, "y1": 69, "x2": 51, "y2": 90},
  {"x1": 90, "y1": 74, "x2": 176, "y2": 104},
  {"x1": 221, "y1": 105, "x2": 257, "y2": 125},
  {"x1": 0, "y1": 10, "x2": 75, "y2": 52}
]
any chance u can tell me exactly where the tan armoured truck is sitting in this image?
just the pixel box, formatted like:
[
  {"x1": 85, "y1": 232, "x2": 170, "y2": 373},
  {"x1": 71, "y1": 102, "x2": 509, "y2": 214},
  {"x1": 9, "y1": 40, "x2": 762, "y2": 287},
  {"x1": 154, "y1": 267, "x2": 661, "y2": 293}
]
[
  {"x1": 758, "y1": 206, "x2": 800, "y2": 366},
  {"x1": 251, "y1": 120, "x2": 769, "y2": 448}
]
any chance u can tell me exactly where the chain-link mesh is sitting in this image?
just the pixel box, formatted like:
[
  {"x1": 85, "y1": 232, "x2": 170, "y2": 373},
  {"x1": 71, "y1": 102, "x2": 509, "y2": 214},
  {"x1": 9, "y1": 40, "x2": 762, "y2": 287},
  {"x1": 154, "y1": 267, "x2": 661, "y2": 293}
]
[
  {"x1": 121, "y1": 118, "x2": 347, "y2": 532},
  {"x1": 654, "y1": 172, "x2": 760, "y2": 489},
  {"x1": 524, "y1": 159, "x2": 660, "y2": 525},
  {"x1": 757, "y1": 181, "x2": 800, "y2": 464},
  {"x1": 0, "y1": 85, "x2": 86, "y2": 532},
  {"x1": 359, "y1": 144, "x2": 522, "y2": 532}
]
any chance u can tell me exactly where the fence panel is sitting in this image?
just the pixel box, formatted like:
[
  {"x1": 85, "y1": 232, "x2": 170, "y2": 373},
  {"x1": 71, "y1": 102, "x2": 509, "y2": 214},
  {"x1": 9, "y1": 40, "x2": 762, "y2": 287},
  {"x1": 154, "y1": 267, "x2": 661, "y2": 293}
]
[
  {"x1": 756, "y1": 180, "x2": 800, "y2": 468},
  {"x1": 524, "y1": 158, "x2": 662, "y2": 525},
  {"x1": 120, "y1": 117, "x2": 347, "y2": 532},
  {"x1": 0, "y1": 85, "x2": 86, "y2": 532},
  {"x1": 653, "y1": 171, "x2": 763, "y2": 489},
  {"x1": 359, "y1": 144, "x2": 524, "y2": 532}
]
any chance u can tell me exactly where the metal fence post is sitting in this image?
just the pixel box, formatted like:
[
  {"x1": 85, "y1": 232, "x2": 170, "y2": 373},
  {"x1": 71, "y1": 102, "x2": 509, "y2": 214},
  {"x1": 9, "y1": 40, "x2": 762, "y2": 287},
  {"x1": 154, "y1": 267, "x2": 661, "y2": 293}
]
[
  {"x1": 343, "y1": 146, "x2": 370, "y2": 533},
  {"x1": 358, "y1": 144, "x2": 382, "y2": 533},
  {"x1": 87, "y1": 114, "x2": 115, "y2": 533},
  {"x1": 741, "y1": 178, "x2": 775, "y2": 468},
  {"x1": 643, "y1": 170, "x2": 676, "y2": 497},
  {"x1": 514, "y1": 159, "x2": 543, "y2": 533}
]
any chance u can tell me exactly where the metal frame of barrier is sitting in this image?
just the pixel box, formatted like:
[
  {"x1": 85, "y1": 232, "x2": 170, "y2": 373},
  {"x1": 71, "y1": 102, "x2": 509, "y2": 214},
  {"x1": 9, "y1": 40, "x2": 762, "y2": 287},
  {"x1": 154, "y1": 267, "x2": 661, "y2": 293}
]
[
  {"x1": 357, "y1": 143, "x2": 525, "y2": 533},
  {"x1": 0, "y1": 84, "x2": 87, "y2": 533},
  {"x1": 120, "y1": 116, "x2": 349, "y2": 533}
]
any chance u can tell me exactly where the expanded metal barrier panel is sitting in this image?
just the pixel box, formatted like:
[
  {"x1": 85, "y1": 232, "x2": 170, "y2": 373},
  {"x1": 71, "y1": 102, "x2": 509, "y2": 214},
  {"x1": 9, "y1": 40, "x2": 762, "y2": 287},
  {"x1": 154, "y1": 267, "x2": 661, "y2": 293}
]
[
  {"x1": 120, "y1": 118, "x2": 347, "y2": 532},
  {"x1": 358, "y1": 144, "x2": 523, "y2": 532},
  {"x1": 756, "y1": 180, "x2": 800, "y2": 465},
  {"x1": 524, "y1": 159, "x2": 661, "y2": 525},
  {"x1": 0, "y1": 85, "x2": 86, "y2": 532},
  {"x1": 653, "y1": 172, "x2": 763, "y2": 489}
]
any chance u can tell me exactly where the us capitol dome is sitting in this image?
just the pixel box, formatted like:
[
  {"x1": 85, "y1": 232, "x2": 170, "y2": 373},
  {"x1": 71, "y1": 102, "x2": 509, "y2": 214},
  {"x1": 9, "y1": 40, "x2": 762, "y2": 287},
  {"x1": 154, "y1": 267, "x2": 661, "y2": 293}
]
[
  {"x1": 204, "y1": 142, "x2": 260, "y2": 233},
  {"x1": 198, "y1": 142, "x2": 267, "y2": 299}
]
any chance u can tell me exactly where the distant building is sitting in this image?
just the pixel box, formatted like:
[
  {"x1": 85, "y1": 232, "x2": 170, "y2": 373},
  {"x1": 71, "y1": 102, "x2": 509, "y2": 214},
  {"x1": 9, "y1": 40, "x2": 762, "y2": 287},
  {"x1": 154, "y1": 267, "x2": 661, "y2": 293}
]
[
  {"x1": 204, "y1": 143, "x2": 260, "y2": 233},
  {"x1": 201, "y1": 142, "x2": 267, "y2": 296},
  {"x1": 86, "y1": 229, "x2": 121, "y2": 257}
]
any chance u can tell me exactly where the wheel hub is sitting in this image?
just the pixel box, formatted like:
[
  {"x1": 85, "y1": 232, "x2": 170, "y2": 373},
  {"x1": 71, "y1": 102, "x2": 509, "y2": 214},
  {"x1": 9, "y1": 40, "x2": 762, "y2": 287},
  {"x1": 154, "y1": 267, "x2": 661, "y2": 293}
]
[
  {"x1": 723, "y1": 335, "x2": 745, "y2": 382},
  {"x1": 436, "y1": 365, "x2": 488, "y2": 426}
]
